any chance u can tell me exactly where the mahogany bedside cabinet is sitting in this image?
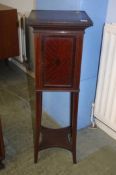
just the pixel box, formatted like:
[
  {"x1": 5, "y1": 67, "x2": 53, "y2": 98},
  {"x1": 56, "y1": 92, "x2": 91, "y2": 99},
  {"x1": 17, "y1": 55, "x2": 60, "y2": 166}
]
[{"x1": 27, "y1": 10, "x2": 93, "y2": 163}]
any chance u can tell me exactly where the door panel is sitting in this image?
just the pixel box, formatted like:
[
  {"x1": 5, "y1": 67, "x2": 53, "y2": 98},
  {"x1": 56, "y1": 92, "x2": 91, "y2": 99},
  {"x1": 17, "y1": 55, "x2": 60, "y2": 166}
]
[{"x1": 42, "y1": 36, "x2": 76, "y2": 87}]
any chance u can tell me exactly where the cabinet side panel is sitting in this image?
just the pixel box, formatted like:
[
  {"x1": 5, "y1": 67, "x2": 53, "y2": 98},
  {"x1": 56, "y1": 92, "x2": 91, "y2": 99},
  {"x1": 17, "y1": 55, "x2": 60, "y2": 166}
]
[
  {"x1": 0, "y1": 9, "x2": 19, "y2": 59},
  {"x1": 73, "y1": 32, "x2": 84, "y2": 89},
  {"x1": 34, "y1": 34, "x2": 43, "y2": 89}
]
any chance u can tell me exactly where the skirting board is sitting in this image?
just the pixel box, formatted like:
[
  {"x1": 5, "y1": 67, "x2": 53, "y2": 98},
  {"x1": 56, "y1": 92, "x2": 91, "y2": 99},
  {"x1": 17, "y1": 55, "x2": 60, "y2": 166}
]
[
  {"x1": 10, "y1": 59, "x2": 35, "y2": 78},
  {"x1": 95, "y1": 119, "x2": 116, "y2": 140}
]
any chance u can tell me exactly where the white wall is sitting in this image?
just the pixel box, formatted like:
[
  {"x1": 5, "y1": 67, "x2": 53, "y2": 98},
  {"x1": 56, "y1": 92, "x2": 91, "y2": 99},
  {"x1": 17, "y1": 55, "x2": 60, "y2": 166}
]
[
  {"x1": 0, "y1": 0, "x2": 35, "y2": 13},
  {"x1": 106, "y1": 0, "x2": 116, "y2": 22},
  {"x1": 37, "y1": 0, "x2": 80, "y2": 10}
]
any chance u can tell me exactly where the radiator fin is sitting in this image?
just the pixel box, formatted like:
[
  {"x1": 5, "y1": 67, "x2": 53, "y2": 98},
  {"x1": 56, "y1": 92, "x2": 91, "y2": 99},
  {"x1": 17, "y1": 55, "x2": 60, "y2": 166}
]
[{"x1": 94, "y1": 24, "x2": 116, "y2": 132}]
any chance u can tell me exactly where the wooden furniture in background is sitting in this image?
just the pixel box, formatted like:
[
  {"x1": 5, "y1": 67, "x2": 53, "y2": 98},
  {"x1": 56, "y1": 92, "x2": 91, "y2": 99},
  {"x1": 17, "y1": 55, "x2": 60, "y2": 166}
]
[
  {"x1": 0, "y1": 4, "x2": 19, "y2": 60},
  {"x1": 28, "y1": 10, "x2": 93, "y2": 163},
  {"x1": 0, "y1": 118, "x2": 5, "y2": 169}
]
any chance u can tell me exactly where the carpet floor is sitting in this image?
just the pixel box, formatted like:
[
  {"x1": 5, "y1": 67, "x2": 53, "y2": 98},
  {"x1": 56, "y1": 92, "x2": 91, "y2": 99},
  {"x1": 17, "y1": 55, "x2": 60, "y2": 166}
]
[
  {"x1": 0, "y1": 61, "x2": 116, "y2": 174},
  {"x1": 1, "y1": 146, "x2": 116, "y2": 175}
]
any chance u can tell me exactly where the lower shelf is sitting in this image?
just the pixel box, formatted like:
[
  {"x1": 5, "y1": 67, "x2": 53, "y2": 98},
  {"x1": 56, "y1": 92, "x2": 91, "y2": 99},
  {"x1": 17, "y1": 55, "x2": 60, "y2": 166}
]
[{"x1": 39, "y1": 126, "x2": 72, "y2": 151}]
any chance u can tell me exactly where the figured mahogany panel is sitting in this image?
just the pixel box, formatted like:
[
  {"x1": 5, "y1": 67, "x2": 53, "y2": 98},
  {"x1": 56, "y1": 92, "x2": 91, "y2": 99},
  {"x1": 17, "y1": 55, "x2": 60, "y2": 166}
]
[{"x1": 42, "y1": 36, "x2": 76, "y2": 87}]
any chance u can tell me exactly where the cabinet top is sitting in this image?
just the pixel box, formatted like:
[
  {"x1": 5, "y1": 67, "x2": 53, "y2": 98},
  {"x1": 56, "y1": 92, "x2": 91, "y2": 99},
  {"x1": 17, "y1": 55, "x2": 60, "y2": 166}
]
[
  {"x1": 27, "y1": 10, "x2": 93, "y2": 30},
  {"x1": 0, "y1": 4, "x2": 14, "y2": 11}
]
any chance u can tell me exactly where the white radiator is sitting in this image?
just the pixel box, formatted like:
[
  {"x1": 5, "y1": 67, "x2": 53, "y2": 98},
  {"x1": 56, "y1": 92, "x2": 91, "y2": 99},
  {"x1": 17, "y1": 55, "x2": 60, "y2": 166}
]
[
  {"x1": 16, "y1": 12, "x2": 27, "y2": 62},
  {"x1": 94, "y1": 24, "x2": 116, "y2": 138}
]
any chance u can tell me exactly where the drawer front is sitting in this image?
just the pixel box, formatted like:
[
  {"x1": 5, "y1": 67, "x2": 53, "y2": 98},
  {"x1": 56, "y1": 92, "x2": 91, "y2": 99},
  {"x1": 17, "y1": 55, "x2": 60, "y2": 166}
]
[{"x1": 35, "y1": 32, "x2": 83, "y2": 91}]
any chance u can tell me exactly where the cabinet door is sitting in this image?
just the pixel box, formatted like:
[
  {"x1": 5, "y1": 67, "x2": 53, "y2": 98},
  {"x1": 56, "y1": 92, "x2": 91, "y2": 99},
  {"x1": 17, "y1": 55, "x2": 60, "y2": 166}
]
[{"x1": 35, "y1": 32, "x2": 83, "y2": 91}]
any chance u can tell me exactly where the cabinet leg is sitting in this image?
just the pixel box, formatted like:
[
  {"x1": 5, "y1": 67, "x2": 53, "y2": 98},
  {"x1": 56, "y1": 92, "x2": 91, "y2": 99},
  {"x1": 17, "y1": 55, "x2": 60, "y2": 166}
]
[
  {"x1": 0, "y1": 160, "x2": 5, "y2": 169},
  {"x1": 70, "y1": 92, "x2": 73, "y2": 129},
  {"x1": 70, "y1": 92, "x2": 79, "y2": 163},
  {"x1": 34, "y1": 91, "x2": 42, "y2": 163},
  {"x1": 4, "y1": 59, "x2": 9, "y2": 66},
  {"x1": 0, "y1": 118, "x2": 5, "y2": 167}
]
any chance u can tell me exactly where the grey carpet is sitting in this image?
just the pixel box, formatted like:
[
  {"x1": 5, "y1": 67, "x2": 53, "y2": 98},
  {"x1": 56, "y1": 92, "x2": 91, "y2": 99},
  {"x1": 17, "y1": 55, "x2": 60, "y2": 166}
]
[{"x1": 0, "y1": 61, "x2": 116, "y2": 174}]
